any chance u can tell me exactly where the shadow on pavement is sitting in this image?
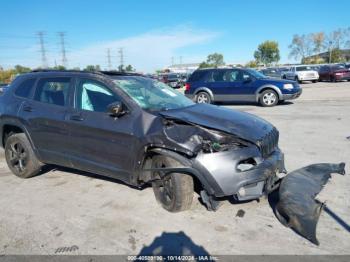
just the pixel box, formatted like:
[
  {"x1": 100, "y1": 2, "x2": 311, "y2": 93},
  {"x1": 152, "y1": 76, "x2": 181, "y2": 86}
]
[{"x1": 138, "y1": 231, "x2": 210, "y2": 257}]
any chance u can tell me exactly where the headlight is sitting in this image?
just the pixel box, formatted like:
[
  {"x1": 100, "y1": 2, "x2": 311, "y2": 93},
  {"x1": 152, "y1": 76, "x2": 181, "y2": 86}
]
[{"x1": 283, "y1": 84, "x2": 294, "y2": 90}]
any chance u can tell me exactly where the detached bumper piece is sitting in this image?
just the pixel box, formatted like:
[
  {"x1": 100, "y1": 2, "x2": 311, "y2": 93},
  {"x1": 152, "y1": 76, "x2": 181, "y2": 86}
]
[{"x1": 275, "y1": 162, "x2": 346, "y2": 245}]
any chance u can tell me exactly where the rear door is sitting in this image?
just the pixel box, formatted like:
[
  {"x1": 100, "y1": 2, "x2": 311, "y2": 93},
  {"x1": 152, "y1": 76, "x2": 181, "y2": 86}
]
[
  {"x1": 20, "y1": 77, "x2": 73, "y2": 166},
  {"x1": 65, "y1": 77, "x2": 137, "y2": 182}
]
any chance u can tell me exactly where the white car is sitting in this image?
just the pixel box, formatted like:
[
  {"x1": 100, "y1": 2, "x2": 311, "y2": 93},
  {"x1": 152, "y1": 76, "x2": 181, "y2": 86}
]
[{"x1": 283, "y1": 65, "x2": 319, "y2": 83}]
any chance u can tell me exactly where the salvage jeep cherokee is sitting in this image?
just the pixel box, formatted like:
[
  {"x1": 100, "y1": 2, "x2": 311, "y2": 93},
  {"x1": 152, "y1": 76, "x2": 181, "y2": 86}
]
[{"x1": 0, "y1": 70, "x2": 285, "y2": 212}]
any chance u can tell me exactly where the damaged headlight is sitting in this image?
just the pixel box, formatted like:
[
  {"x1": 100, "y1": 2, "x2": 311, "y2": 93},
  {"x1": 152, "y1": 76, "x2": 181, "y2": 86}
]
[{"x1": 236, "y1": 158, "x2": 257, "y2": 172}]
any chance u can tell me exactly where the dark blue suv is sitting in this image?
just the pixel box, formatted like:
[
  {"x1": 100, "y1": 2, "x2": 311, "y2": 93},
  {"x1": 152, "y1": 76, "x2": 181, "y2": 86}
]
[{"x1": 185, "y1": 68, "x2": 302, "y2": 106}]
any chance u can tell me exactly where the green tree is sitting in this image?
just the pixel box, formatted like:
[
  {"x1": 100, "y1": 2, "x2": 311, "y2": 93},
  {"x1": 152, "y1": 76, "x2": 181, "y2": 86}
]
[
  {"x1": 125, "y1": 65, "x2": 134, "y2": 72},
  {"x1": 14, "y1": 65, "x2": 31, "y2": 74},
  {"x1": 245, "y1": 60, "x2": 258, "y2": 68},
  {"x1": 254, "y1": 41, "x2": 280, "y2": 66},
  {"x1": 84, "y1": 65, "x2": 101, "y2": 71},
  {"x1": 118, "y1": 65, "x2": 124, "y2": 71},
  {"x1": 206, "y1": 53, "x2": 224, "y2": 67},
  {"x1": 199, "y1": 53, "x2": 225, "y2": 68}
]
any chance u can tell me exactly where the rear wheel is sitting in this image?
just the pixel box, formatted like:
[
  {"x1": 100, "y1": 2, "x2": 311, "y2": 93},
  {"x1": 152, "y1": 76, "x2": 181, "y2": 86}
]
[
  {"x1": 196, "y1": 91, "x2": 211, "y2": 104},
  {"x1": 4, "y1": 133, "x2": 43, "y2": 178},
  {"x1": 260, "y1": 89, "x2": 279, "y2": 107},
  {"x1": 312, "y1": 80, "x2": 317, "y2": 83},
  {"x1": 151, "y1": 156, "x2": 194, "y2": 212},
  {"x1": 330, "y1": 76, "x2": 336, "y2": 82}
]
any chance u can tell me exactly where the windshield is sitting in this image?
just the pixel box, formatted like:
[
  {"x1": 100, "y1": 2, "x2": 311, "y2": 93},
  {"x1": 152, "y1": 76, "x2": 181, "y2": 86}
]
[
  {"x1": 296, "y1": 66, "x2": 312, "y2": 71},
  {"x1": 112, "y1": 76, "x2": 194, "y2": 111},
  {"x1": 332, "y1": 65, "x2": 345, "y2": 70},
  {"x1": 246, "y1": 69, "x2": 267, "y2": 79}
]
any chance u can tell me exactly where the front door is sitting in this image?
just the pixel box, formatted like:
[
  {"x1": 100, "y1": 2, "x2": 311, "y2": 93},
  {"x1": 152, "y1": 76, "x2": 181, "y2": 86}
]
[{"x1": 66, "y1": 77, "x2": 137, "y2": 182}]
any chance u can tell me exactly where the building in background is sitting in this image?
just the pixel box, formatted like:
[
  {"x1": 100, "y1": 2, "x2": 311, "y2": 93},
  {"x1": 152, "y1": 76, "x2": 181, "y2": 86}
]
[{"x1": 164, "y1": 63, "x2": 200, "y2": 74}]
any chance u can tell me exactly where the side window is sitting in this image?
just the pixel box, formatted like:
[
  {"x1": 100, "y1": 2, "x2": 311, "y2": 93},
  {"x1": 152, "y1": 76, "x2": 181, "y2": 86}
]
[
  {"x1": 208, "y1": 70, "x2": 226, "y2": 82},
  {"x1": 14, "y1": 78, "x2": 36, "y2": 98},
  {"x1": 223, "y1": 70, "x2": 241, "y2": 82},
  {"x1": 76, "y1": 79, "x2": 120, "y2": 112},
  {"x1": 34, "y1": 78, "x2": 71, "y2": 106}
]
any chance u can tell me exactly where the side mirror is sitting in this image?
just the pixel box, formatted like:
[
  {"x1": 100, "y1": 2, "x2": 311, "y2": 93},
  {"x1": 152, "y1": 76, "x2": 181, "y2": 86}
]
[{"x1": 107, "y1": 101, "x2": 126, "y2": 117}]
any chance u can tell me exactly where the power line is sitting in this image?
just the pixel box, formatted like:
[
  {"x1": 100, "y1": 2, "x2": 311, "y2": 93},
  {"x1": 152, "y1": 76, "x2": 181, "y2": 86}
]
[
  {"x1": 107, "y1": 48, "x2": 112, "y2": 70},
  {"x1": 58, "y1": 32, "x2": 68, "y2": 68},
  {"x1": 118, "y1": 47, "x2": 124, "y2": 70},
  {"x1": 37, "y1": 32, "x2": 48, "y2": 68}
]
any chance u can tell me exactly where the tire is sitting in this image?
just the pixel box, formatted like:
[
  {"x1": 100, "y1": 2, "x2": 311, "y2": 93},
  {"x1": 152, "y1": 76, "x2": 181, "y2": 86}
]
[
  {"x1": 330, "y1": 76, "x2": 336, "y2": 82},
  {"x1": 312, "y1": 80, "x2": 317, "y2": 83},
  {"x1": 282, "y1": 75, "x2": 286, "y2": 79},
  {"x1": 4, "y1": 133, "x2": 43, "y2": 178},
  {"x1": 295, "y1": 76, "x2": 302, "y2": 84},
  {"x1": 347, "y1": 79, "x2": 350, "y2": 82},
  {"x1": 195, "y1": 91, "x2": 211, "y2": 104},
  {"x1": 151, "y1": 155, "x2": 194, "y2": 212},
  {"x1": 259, "y1": 89, "x2": 279, "y2": 107}
]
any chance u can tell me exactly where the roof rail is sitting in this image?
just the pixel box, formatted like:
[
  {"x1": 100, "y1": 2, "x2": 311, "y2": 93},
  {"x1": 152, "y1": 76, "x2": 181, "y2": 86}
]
[{"x1": 29, "y1": 69, "x2": 141, "y2": 77}]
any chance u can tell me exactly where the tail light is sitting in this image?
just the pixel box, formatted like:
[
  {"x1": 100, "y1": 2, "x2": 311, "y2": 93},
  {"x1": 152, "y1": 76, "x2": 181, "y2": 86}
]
[{"x1": 185, "y1": 83, "x2": 190, "y2": 91}]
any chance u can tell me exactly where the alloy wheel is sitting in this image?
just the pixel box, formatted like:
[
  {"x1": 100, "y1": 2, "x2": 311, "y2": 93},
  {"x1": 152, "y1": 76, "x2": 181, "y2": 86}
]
[{"x1": 7, "y1": 142, "x2": 28, "y2": 174}]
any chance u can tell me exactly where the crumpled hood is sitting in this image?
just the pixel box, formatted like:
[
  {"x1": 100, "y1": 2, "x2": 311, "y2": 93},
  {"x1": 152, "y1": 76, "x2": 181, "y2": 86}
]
[{"x1": 159, "y1": 103, "x2": 274, "y2": 143}]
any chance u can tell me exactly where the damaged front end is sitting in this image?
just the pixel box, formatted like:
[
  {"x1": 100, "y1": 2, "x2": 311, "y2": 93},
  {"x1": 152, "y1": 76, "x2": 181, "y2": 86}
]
[
  {"x1": 148, "y1": 116, "x2": 286, "y2": 210},
  {"x1": 275, "y1": 162, "x2": 346, "y2": 245}
]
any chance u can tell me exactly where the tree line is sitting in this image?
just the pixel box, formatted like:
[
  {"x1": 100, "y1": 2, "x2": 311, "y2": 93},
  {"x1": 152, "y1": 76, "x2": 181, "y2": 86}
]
[{"x1": 0, "y1": 64, "x2": 135, "y2": 84}]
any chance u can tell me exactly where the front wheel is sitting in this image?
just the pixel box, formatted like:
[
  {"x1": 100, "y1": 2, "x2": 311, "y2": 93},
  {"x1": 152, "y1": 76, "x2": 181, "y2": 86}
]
[
  {"x1": 196, "y1": 91, "x2": 211, "y2": 104},
  {"x1": 312, "y1": 80, "x2": 317, "y2": 83},
  {"x1": 260, "y1": 89, "x2": 279, "y2": 107},
  {"x1": 5, "y1": 133, "x2": 43, "y2": 178},
  {"x1": 151, "y1": 156, "x2": 194, "y2": 212}
]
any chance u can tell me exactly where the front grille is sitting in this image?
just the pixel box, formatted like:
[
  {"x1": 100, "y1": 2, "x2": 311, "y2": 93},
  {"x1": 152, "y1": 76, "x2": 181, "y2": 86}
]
[
  {"x1": 257, "y1": 128, "x2": 279, "y2": 158},
  {"x1": 306, "y1": 73, "x2": 315, "y2": 77}
]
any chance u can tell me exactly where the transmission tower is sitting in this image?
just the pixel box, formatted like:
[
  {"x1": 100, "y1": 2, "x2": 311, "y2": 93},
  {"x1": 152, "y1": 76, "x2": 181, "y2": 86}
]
[
  {"x1": 107, "y1": 48, "x2": 112, "y2": 70},
  {"x1": 118, "y1": 47, "x2": 124, "y2": 71},
  {"x1": 58, "y1": 32, "x2": 68, "y2": 68},
  {"x1": 37, "y1": 32, "x2": 48, "y2": 68}
]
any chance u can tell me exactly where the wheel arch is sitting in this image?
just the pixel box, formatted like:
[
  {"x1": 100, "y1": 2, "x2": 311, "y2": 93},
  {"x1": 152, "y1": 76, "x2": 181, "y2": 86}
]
[
  {"x1": 193, "y1": 87, "x2": 214, "y2": 101},
  {"x1": 1, "y1": 121, "x2": 35, "y2": 150},
  {"x1": 255, "y1": 85, "x2": 283, "y2": 102},
  {"x1": 138, "y1": 147, "x2": 221, "y2": 196}
]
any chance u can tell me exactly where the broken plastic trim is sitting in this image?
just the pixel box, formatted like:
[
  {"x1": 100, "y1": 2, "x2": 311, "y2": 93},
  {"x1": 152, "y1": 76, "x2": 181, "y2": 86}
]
[{"x1": 275, "y1": 162, "x2": 346, "y2": 245}]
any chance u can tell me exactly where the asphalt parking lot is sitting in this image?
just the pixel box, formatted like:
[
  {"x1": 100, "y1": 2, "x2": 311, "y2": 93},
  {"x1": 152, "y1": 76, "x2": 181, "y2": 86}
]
[{"x1": 0, "y1": 81, "x2": 349, "y2": 255}]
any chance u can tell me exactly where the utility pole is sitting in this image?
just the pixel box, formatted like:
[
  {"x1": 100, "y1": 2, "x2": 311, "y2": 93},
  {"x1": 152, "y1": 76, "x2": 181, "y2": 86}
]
[
  {"x1": 329, "y1": 41, "x2": 333, "y2": 63},
  {"x1": 118, "y1": 47, "x2": 124, "y2": 71},
  {"x1": 107, "y1": 48, "x2": 112, "y2": 70},
  {"x1": 58, "y1": 32, "x2": 68, "y2": 68},
  {"x1": 37, "y1": 31, "x2": 48, "y2": 68}
]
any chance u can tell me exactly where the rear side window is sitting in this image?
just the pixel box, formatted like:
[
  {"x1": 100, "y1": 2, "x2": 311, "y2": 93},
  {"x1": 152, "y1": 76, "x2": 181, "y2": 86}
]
[
  {"x1": 34, "y1": 78, "x2": 71, "y2": 106},
  {"x1": 14, "y1": 78, "x2": 36, "y2": 98},
  {"x1": 188, "y1": 71, "x2": 209, "y2": 82}
]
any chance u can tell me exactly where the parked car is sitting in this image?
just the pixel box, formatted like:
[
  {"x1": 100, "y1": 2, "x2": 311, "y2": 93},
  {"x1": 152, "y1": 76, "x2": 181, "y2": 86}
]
[
  {"x1": 161, "y1": 73, "x2": 184, "y2": 89},
  {"x1": 185, "y1": 68, "x2": 302, "y2": 107},
  {"x1": 259, "y1": 68, "x2": 283, "y2": 79},
  {"x1": 318, "y1": 64, "x2": 350, "y2": 82},
  {"x1": 283, "y1": 65, "x2": 319, "y2": 83},
  {"x1": 0, "y1": 83, "x2": 8, "y2": 93},
  {"x1": 0, "y1": 70, "x2": 285, "y2": 212}
]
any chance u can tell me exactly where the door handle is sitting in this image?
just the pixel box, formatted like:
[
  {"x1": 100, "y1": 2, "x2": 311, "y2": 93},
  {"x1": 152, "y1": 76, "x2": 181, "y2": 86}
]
[
  {"x1": 23, "y1": 106, "x2": 33, "y2": 112},
  {"x1": 70, "y1": 115, "x2": 84, "y2": 121}
]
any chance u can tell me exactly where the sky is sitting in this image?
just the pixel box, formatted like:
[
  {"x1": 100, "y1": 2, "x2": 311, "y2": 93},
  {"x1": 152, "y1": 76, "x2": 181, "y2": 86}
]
[{"x1": 0, "y1": 0, "x2": 349, "y2": 72}]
